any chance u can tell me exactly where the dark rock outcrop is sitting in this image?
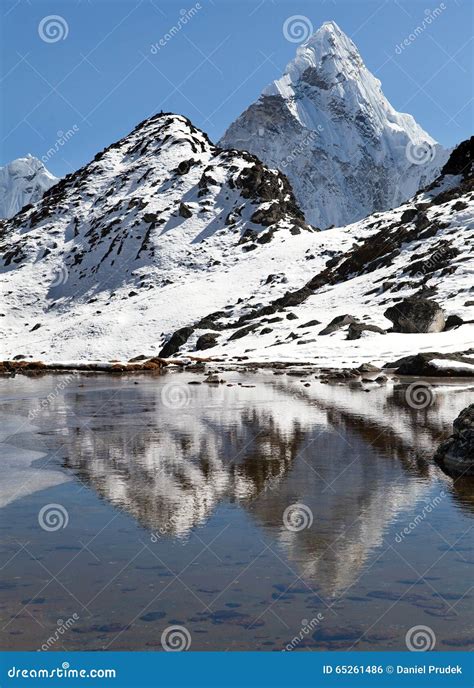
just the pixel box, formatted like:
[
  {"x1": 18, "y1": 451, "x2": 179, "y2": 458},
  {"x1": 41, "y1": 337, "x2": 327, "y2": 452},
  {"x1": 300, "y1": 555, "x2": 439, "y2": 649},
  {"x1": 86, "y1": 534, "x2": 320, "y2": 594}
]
[
  {"x1": 347, "y1": 323, "x2": 386, "y2": 340},
  {"x1": 444, "y1": 314, "x2": 464, "y2": 331},
  {"x1": 440, "y1": 136, "x2": 473, "y2": 178},
  {"x1": 297, "y1": 319, "x2": 321, "y2": 329},
  {"x1": 384, "y1": 298, "x2": 445, "y2": 333},
  {"x1": 178, "y1": 202, "x2": 193, "y2": 218},
  {"x1": 400, "y1": 208, "x2": 418, "y2": 224},
  {"x1": 195, "y1": 332, "x2": 219, "y2": 350},
  {"x1": 319, "y1": 314, "x2": 358, "y2": 336},
  {"x1": 159, "y1": 326, "x2": 194, "y2": 357},
  {"x1": 434, "y1": 404, "x2": 474, "y2": 477},
  {"x1": 387, "y1": 352, "x2": 474, "y2": 377}
]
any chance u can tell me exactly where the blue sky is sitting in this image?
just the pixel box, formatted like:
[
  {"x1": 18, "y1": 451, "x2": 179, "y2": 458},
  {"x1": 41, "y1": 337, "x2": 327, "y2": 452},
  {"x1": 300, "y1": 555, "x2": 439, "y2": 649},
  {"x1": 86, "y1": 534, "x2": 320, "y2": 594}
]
[{"x1": 1, "y1": 0, "x2": 472, "y2": 176}]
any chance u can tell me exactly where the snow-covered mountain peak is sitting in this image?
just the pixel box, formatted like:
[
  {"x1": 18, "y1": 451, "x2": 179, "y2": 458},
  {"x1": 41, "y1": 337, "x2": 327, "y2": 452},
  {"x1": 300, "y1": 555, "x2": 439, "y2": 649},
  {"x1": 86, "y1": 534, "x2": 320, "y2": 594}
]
[
  {"x1": 295, "y1": 21, "x2": 362, "y2": 69},
  {"x1": 0, "y1": 111, "x2": 315, "y2": 349},
  {"x1": 264, "y1": 23, "x2": 362, "y2": 107},
  {"x1": 0, "y1": 155, "x2": 58, "y2": 220},
  {"x1": 221, "y1": 21, "x2": 447, "y2": 228}
]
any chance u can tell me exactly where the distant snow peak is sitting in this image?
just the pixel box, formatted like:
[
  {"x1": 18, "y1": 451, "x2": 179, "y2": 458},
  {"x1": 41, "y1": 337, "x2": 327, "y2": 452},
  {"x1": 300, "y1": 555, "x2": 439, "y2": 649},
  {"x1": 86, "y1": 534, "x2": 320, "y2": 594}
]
[
  {"x1": 0, "y1": 155, "x2": 58, "y2": 219},
  {"x1": 221, "y1": 20, "x2": 447, "y2": 228}
]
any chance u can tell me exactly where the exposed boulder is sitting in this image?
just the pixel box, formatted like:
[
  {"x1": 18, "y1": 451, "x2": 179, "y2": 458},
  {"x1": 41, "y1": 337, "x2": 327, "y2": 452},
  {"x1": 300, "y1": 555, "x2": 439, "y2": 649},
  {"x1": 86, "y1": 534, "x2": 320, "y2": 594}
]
[
  {"x1": 143, "y1": 212, "x2": 158, "y2": 223},
  {"x1": 357, "y1": 363, "x2": 381, "y2": 373},
  {"x1": 175, "y1": 158, "x2": 197, "y2": 175},
  {"x1": 251, "y1": 203, "x2": 286, "y2": 226},
  {"x1": 444, "y1": 314, "x2": 464, "y2": 331},
  {"x1": 159, "y1": 326, "x2": 194, "y2": 357},
  {"x1": 384, "y1": 298, "x2": 445, "y2": 333},
  {"x1": 228, "y1": 325, "x2": 256, "y2": 341},
  {"x1": 387, "y1": 352, "x2": 474, "y2": 377},
  {"x1": 178, "y1": 202, "x2": 193, "y2": 218},
  {"x1": 297, "y1": 319, "x2": 321, "y2": 329},
  {"x1": 195, "y1": 332, "x2": 219, "y2": 350},
  {"x1": 195, "y1": 311, "x2": 226, "y2": 331},
  {"x1": 346, "y1": 323, "x2": 386, "y2": 340},
  {"x1": 400, "y1": 208, "x2": 418, "y2": 224},
  {"x1": 319, "y1": 314, "x2": 358, "y2": 335},
  {"x1": 434, "y1": 404, "x2": 474, "y2": 477}
]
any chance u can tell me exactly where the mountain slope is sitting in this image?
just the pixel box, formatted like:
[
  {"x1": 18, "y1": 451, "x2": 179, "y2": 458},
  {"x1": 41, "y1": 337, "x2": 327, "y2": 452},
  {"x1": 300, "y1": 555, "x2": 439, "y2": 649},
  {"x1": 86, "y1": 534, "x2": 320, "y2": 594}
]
[
  {"x1": 173, "y1": 137, "x2": 473, "y2": 365},
  {"x1": 0, "y1": 112, "x2": 315, "y2": 360},
  {"x1": 0, "y1": 118, "x2": 471, "y2": 366},
  {"x1": 0, "y1": 155, "x2": 58, "y2": 219},
  {"x1": 220, "y1": 21, "x2": 447, "y2": 229}
]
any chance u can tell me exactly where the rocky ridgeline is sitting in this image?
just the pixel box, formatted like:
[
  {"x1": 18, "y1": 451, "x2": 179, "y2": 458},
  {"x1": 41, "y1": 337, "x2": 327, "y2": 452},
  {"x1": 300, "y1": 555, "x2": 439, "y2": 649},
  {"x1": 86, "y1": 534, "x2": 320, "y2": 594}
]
[
  {"x1": 0, "y1": 112, "x2": 314, "y2": 293},
  {"x1": 158, "y1": 138, "x2": 473, "y2": 360}
]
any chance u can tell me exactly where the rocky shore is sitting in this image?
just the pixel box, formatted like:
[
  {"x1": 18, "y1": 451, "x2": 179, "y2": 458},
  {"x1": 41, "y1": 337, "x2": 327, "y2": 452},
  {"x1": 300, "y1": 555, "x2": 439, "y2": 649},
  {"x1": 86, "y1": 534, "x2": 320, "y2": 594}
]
[
  {"x1": 1, "y1": 349, "x2": 473, "y2": 379},
  {"x1": 435, "y1": 404, "x2": 474, "y2": 477}
]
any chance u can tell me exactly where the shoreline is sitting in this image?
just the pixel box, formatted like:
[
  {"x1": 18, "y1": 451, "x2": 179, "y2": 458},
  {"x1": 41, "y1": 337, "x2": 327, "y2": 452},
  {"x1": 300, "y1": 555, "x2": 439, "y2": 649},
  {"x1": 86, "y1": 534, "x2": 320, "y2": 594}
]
[{"x1": 1, "y1": 354, "x2": 474, "y2": 380}]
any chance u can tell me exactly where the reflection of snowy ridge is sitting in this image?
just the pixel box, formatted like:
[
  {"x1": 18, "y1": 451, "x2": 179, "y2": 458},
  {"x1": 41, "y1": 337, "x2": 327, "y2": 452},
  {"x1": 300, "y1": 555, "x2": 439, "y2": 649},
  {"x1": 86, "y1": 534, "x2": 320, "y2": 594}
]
[
  {"x1": 4, "y1": 374, "x2": 472, "y2": 598},
  {"x1": 58, "y1": 381, "x2": 309, "y2": 537},
  {"x1": 248, "y1": 380, "x2": 465, "y2": 595},
  {"x1": 284, "y1": 378, "x2": 472, "y2": 457}
]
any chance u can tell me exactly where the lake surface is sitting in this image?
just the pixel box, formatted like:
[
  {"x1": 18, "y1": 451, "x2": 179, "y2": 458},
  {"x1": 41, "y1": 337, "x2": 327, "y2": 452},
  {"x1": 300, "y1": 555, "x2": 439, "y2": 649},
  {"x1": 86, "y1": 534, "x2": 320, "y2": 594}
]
[{"x1": 0, "y1": 371, "x2": 473, "y2": 651}]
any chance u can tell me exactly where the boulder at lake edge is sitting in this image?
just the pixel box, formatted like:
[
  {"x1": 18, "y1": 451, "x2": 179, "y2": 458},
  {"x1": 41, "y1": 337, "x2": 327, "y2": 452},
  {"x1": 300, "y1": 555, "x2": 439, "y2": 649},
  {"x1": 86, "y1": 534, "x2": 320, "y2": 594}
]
[
  {"x1": 434, "y1": 404, "x2": 474, "y2": 477},
  {"x1": 387, "y1": 352, "x2": 474, "y2": 377}
]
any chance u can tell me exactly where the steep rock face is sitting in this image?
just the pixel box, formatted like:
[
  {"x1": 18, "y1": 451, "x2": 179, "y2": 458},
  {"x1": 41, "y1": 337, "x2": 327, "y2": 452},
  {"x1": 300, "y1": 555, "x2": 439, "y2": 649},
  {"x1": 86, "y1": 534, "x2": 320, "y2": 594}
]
[
  {"x1": 0, "y1": 155, "x2": 58, "y2": 219},
  {"x1": 220, "y1": 21, "x2": 447, "y2": 228}
]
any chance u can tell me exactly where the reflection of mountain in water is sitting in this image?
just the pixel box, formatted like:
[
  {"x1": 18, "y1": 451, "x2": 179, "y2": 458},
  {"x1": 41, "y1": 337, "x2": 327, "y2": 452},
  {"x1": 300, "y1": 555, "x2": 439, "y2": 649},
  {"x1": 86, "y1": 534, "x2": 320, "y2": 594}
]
[
  {"x1": 63, "y1": 401, "x2": 306, "y2": 538},
  {"x1": 19, "y1": 375, "x2": 474, "y2": 595}
]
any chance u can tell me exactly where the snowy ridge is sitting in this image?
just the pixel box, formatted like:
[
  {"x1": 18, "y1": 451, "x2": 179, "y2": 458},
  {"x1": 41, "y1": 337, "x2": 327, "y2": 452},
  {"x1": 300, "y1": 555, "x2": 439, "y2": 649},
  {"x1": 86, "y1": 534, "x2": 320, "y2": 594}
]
[
  {"x1": 220, "y1": 21, "x2": 447, "y2": 228},
  {"x1": 0, "y1": 113, "x2": 471, "y2": 365},
  {"x1": 0, "y1": 112, "x2": 314, "y2": 361},
  {"x1": 0, "y1": 155, "x2": 58, "y2": 219}
]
